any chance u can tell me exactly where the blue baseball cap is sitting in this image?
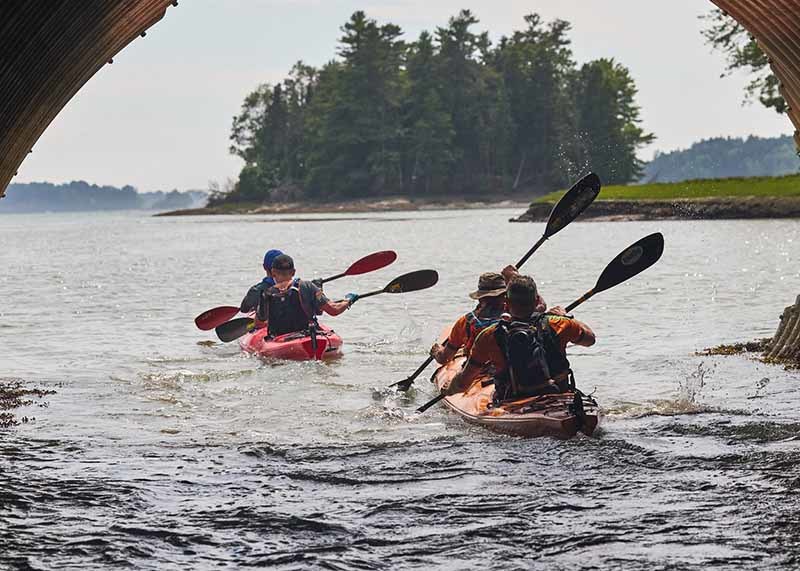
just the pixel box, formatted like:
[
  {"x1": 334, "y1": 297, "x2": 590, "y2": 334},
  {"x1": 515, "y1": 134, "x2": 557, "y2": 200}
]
[{"x1": 263, "y1": 249, "x2": 284, "y2": 270}]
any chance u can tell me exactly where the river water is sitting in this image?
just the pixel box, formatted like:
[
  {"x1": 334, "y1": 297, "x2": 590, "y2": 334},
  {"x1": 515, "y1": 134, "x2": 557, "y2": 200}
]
[{"x1": 1, "y1": 209, "x2": 799, "y2": 569}]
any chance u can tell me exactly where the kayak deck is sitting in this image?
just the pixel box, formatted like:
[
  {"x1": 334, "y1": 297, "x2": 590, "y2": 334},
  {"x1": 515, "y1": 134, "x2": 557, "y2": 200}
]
[
  {"x1": 432, "y1": 355, "x2": 599, "y2": 439},
  {"x1": 239, "y1": 324, "x2": 343, "y2": 361}
]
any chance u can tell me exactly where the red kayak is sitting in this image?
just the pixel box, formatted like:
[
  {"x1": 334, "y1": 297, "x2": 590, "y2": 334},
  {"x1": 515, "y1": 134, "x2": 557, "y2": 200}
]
[{"x1": 238, "y1": 324, "x2": 343, "y2": 361}]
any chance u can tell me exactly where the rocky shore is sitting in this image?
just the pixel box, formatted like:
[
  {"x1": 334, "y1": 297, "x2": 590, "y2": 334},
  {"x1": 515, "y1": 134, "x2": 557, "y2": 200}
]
[
  {"x1": 511, "y1": 196, "x2": 800, "y2": 222},
  {"x1": 157, "y1": 196, "x2": 530, "y2": 217},
  {"x1": 0, "y1": 378, "x2": 55, "y2": 428}
]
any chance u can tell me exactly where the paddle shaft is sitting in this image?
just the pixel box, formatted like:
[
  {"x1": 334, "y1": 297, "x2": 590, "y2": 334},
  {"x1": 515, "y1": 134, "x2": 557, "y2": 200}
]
[
  {"x1": 564, "y1": 289, "x2": 595, "y2": 313},
  {"x1": 515, "y1": 234, "x2": 548, "y2": 270},
  {"x1": 393, "y1": 354, "x2": 438, "y2": 390},
  {"x1": 357, "y1": 288, "x2": 386, "y2": 300},
  {"x1": 319, "y1": 272, "x2": 347, "y2": 284},
  {"x1": 417, "y1": 377, "x2": 495, "y2": 413}
]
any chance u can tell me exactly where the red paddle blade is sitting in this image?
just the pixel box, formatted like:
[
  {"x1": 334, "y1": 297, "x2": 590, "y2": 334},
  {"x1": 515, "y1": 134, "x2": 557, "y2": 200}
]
[
  {"x1": 195, "y1": 306, "x2": 239, "y2": 330},
  {"x1": 345, "y1": 250, "x2": 397, "y2": 276}
]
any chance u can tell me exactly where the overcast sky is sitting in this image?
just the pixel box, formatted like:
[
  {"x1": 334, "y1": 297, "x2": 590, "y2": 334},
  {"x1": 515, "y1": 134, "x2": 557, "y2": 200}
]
[{"x1": 14, "y1": 0, "x2": 795, "y2": 192}]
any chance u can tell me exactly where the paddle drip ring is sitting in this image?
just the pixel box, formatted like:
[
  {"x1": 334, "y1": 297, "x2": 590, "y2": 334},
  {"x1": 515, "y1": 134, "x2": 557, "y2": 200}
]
[{"x1": 620, "y1": 245, "x2": 644, "y2": 266}]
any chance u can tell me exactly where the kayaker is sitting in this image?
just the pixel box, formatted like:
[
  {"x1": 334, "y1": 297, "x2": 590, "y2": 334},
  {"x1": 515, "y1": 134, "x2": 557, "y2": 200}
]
[
  {"x1": 239, "y1": 248, "x2": 285, "y2": 316},
  {"x1": 259, "y1": 254, "x2": 357, "y2": 336},
  {"x1": 501, "y1": 264, "x2": 546, "y2": 312},
  {"x1": 442, "y1": 275, "x2": 595, "y2": 402},
  {"x1": 429, "y1": 273, "x2": 507, "y2": 365}
]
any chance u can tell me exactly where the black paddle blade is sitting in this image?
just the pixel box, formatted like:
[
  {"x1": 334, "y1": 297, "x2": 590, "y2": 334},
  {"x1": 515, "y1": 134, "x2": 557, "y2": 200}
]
[
  {"x1": 595, "y1": 232, "x2": 665, "y2": 294},
  {"x1": 544, "y1": 172, "x2": 601, "y2": 238},
  {"x1": 383, "y1": 270, "x2": 439, "y2": 294},
  {"x1": 216, "y1": 317, "x2": 255, "y2": 342}
]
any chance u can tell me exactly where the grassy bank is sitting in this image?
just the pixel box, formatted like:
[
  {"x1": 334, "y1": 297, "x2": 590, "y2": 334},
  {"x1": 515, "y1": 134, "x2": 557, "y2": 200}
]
[{"x1": 535, "y1": 173, "x2": 800, "y2": 204}]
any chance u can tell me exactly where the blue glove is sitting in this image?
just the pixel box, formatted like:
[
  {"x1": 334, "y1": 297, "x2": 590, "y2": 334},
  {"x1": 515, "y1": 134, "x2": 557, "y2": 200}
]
[{"x1": 345, "y1": 293, "x2": 359, "y2": 307}]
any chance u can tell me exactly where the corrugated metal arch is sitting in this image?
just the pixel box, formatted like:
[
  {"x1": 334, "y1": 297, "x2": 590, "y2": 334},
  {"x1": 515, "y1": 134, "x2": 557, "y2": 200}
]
[
  {"x1": 0, "y1": 0, "x2": 175, "y2": 198},
  {"x1": 0, "y1": 1, "x2": 799, "y2": 199},
  {"x1": 711, "y1": 0, "x2": 800, "y2": 150}
]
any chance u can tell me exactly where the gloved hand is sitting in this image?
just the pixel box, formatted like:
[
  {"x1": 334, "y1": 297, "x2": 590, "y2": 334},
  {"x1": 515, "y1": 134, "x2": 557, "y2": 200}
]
[
  {"x1": 345, "y1": 293, "x2": 359, "y2": 307},
  {"x1": 311, "y1": 278, "x2": 324, "y2": 289}
]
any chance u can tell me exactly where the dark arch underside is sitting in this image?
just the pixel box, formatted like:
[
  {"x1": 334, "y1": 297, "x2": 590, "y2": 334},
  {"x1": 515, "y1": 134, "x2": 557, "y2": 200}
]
[
  {"x1": 0, "y1": 0, "x2": 175, "y2": 198},
  {"x1": 0, "y1": 1, "x2": 798, "y2": 199}
]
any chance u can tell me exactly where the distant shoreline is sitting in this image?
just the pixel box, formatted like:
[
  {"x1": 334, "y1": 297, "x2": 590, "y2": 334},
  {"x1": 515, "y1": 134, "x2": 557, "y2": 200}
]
[
  {"x1": 155, "y1": 195, "x2": 532, "y2": 217},
  {"x1": 512, "y1": 196, "x2": 800, "y2": 222}
]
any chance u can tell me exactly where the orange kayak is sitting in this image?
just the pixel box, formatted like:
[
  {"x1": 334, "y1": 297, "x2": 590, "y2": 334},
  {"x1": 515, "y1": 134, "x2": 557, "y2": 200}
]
[
  {"x1": 239, "y1": 324, "x2": 343, "y2": 361},
  {"x1": 431, "y1": 355, "x2": 599, "y2": 439}
]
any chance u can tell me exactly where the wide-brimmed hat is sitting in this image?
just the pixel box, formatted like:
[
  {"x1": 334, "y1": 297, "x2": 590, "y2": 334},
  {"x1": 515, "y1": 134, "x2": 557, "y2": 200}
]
[{"x1": 468, "y1": 272, "x2": 507, "y2": 300}]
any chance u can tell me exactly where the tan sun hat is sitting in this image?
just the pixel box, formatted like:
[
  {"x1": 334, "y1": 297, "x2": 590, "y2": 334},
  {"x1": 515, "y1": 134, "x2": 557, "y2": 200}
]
[{"x1": 468, "y1": 272, "x2": 507, "y2": 300}]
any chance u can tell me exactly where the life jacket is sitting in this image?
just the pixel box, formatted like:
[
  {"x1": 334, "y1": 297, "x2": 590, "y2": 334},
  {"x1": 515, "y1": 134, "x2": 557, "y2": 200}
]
[
  {"x1": 463, "y1": 309, "x2": 503, "y2": 354},
  {"x1": 493, "y1": 313, "x2": 571, "y2": 402},
  {"x1": 262, "y1": 278, "x2": 313, "y2": 336}
]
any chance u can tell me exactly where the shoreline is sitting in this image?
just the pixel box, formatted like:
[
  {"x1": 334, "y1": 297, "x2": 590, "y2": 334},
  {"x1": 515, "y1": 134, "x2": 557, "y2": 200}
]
[
  {"x1": 511, "y1": 196, "x2": 800, "y2": 222},
  {"x1": 156, "y1": 195, "x2": 800, "y2": 221},
  {"x1": 156, "y1": 196, "x2": 532, "y2": 217}
]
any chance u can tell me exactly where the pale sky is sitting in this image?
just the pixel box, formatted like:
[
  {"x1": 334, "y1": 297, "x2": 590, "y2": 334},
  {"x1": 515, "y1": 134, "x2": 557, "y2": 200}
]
[{"x1": 14, "y1": 0, "x2": 795, "y2": 192}]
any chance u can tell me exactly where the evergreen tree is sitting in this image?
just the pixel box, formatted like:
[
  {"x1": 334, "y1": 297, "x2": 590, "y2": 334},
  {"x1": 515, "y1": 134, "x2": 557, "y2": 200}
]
[
  {"x1": 403, "y1": 31, "x2": 455, "y2": 193},
  {"x1": 223, "y1": 10, "x2": 654, "y2": 203},
  {"x1": 493, "y1": 15, "x2": 578, "y2": 190},
  {"x1": 574, "y1": 58, "x2": 654, "y2": 184},
  {"x1": 305, "y1": 12, "x2": 406, "y2": 197}
]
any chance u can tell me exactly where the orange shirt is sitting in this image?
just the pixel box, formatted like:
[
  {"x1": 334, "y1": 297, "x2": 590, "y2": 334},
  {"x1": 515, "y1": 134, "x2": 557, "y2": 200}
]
[
  {"x1": 468, "y1": 315, "x2": 585, "y2": 372},
  {"x1": 447, "y1": 314, "x2": 470, "y2": 350},
  {"x1": 446, "y1": 310, "x2": 503, "y2": 355}
]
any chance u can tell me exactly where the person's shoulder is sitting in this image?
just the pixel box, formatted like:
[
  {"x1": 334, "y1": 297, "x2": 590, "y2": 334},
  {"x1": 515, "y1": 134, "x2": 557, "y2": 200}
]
[{"x1": 474, "y1": 322, "x2": 499, "y2": 341}]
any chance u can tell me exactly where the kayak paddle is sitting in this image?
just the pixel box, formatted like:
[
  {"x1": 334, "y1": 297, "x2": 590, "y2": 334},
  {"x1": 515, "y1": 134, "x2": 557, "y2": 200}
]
[
  {"x1": 564, "y1": 232, "x2": 665, "y2": 313},
  {"x1": 318, "y1": 251, "x2": 397, "y2": 284},
  {"x1": 390, "y1": 172, "x2": 601, "y2": 392},
  {"x1": 356, "y1": 269, "x2": 439, "y2": 300},
  {"x1": 215, "y1": 270, "x2": 439, "y2": 343},
  {"x1": 515, "y1": 172, "x2": 601, "y2": 268},
  {"x1": 195, "y1": 306, "x2": 240, "y2": 331},
  {"x1": 415, "y1": 231, "x2": 665, "y2": 414},
  {"x1": 215, "y1": 317, "x2": 256, "y2": 343}
]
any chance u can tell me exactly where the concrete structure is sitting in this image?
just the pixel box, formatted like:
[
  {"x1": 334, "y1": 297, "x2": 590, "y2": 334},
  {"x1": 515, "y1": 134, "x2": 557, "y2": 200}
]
[
  {"x1": 764, "y1": 295, "x2": 800, "y2": 364},
  {"x1": 0, "y1": 1, "x2": 799, "y2": 199},
  {"x1": 0, "y1": 0, "x2": 175, "y2": 199}
]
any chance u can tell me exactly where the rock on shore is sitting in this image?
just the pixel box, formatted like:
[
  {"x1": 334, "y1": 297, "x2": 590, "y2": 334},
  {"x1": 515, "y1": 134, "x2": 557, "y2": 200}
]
[{"x1": 511, "y1": 196, "x2": 800, "y2": 222}]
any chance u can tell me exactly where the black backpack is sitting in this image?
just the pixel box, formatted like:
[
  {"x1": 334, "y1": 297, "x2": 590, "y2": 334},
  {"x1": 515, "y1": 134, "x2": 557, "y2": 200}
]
[{"x1": 493, "y1": 315, "x2": 570, "y2": 402}]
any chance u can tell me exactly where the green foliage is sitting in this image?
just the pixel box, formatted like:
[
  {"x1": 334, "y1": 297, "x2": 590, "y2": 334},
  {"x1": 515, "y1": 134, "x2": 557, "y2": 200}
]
[
  {"x1": 574, "y1": 59, "x2": 654, "y2": 185},
  {"x1": 535, "y1": 173, "x2": 800, "y2": 203},
  {"x1": 643, "y1": 135, "x2": 800, "y2": 183},
  {"x1": 702, "y1": 8, "x2": 786, "y2": 114},
  {"x1": 222, "y1": 10, "x2": 653, "y2": 204}
]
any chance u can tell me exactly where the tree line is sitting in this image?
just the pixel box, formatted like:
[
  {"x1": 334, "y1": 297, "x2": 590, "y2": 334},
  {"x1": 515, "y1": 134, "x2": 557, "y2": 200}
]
[
  {"x1": 214, "y1": 10, "x2": 653, "y2": 205},
  {"x1": 642, "y1": 135, "x2": 800, "y2": 184},
  {"x1": 0, "y1": 181, "x2": 206, "y2": 213}
]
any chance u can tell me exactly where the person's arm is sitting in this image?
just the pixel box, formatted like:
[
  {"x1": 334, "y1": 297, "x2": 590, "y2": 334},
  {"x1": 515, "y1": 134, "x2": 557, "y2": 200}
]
[
  {"x1": 572, "y1": 319, "x2": 596, "y2": 347},
  {"x1": 321, "y1": 299, "x2": 351, "y2": 316},
  {"x1": 443, "y1": 361, "x2": 483, "y2": 396},
  {"x1": 240, "y1": 285, "x2": 260, "y2": 313},
  {"x1": 430, "y1": 343, "x2": 458, "y2": 365},
  {"x1": 431, "y1": 316, "x2": 467, "y2": 364}
]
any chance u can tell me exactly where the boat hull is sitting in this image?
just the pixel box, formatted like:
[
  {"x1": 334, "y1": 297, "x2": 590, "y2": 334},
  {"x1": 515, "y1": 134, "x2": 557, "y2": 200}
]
[{"x1": 432, "y1": 356, "x2": 598, "y2": 439}]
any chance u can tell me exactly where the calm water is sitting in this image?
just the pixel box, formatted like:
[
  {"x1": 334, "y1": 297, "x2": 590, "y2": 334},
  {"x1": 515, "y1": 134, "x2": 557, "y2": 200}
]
[{"x1": 2, "y1": 209, "x2": 800, "y2": 569}]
